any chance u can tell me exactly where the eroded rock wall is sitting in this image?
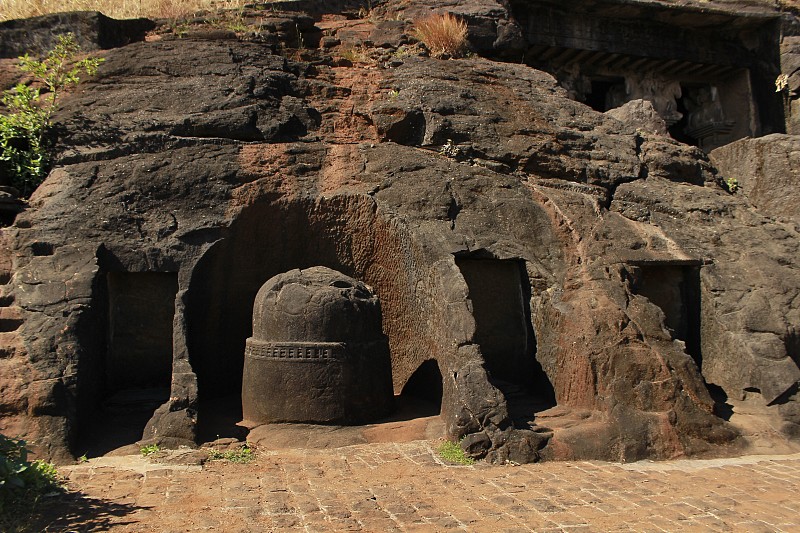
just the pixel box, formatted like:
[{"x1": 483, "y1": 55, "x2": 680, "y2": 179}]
[{"x1": 1, "y1": 2, "x2": 799, "y2": 462}]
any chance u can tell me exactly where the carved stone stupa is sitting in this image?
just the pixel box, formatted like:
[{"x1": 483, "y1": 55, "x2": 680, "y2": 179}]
[{"x1": 241, "y1": 267, "x2": 394, "y2": 425}]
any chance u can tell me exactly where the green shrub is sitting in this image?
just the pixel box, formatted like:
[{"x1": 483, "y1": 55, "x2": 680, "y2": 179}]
[
  {"x1": 437, "y1": 439, "x2": 475, "y2": 465},
  {"x1": 208, "y1": 444, "x2": 254, "y2": 463},
  {"x1": 0, "y1": 33, "x2": 102, "y2": 196},
  {"x1": 140, "y1": 443, "x2": 160, "y2": 457},
  {"x1": 0, "y1": 434, "x2": 60, "y2": 530}
]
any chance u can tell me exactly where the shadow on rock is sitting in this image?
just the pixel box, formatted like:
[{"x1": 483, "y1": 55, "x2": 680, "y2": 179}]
[{"x1": 28, "y1": 491, "x2": 141, "y2": 532}]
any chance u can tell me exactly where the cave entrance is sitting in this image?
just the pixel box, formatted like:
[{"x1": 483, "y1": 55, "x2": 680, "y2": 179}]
[
  {"x1": 631, "y1": 263, "x2": 734, "y2": 418},
  {"x1": 585, "y1": 76, "x2": 626, "y2": 112},
  {"x1": 456, "y1": 257, "x2": 556, "y2": 423},
  {"x1": 633, "y1": 264, "x2": 702, "y2": 368},
  {"x1": 399, "y1": 359, "x2": 443, "y2": 417},
  {"x1": 107, "y1": 272, "x2": 176, "y2": 391},
  {"x1": 457, "y1": 258, "x2": 533, "y2": 384},
  {"x1": 87, "y1": 272, "x2": 177, "y2": 455},
  {"x1": 668, "y1": 85, "x2": 700, "y2": 147}
]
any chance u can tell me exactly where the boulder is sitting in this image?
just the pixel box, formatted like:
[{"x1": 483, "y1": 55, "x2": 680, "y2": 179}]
[{"x1": 710, "y1": 134, "x2": 800, "y2": 222}]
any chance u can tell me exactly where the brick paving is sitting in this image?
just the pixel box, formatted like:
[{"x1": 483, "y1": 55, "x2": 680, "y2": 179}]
[{"x1": 35, "y1": 442, "x2": 800, "y2": 532}]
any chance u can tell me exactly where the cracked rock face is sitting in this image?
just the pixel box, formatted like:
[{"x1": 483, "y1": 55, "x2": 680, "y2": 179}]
[{"x1": 0, "y1": 3, "x2": 798, "y2": 463}]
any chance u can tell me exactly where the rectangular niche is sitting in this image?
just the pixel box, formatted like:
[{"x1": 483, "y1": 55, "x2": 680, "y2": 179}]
[
  {"x1": 456, "y1": 258, "x2": 532, "y2": 385},
  {"x1": 634, "y1": 264, "x2": 702, "y2": 368},
  {"x1": 107, "y1": 272, "x2": 178, "y2": 391}
]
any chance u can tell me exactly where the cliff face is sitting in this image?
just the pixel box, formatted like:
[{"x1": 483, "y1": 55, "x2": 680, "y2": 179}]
[{"x1": 1, "y1": 0, "x2": 799, "y2": 463}]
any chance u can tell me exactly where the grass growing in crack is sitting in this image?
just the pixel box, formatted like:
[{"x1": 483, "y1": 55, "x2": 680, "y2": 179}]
[
  {"x1": 140, "y1": 444, "x2": 160, "y2": 457},
  {"x1": 207, "y1": 444, "x2": 254, "y2": 463},
  {"x1": 338, "y1": 46, "x2": 370, "y2": 64},
  {"x1": 437, "y1": 440, "x2": 475, "y2": 465}
]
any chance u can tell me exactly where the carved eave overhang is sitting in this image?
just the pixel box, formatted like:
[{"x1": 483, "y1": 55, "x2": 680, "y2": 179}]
[
  {"x1": 511, "y1": 0, "x2": 781, "y2": 71},
  {"x1": 514, "y1": 0, "x2": 780, "y2": 29}
]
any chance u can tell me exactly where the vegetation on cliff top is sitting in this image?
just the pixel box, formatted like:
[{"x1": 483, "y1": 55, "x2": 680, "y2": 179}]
[
  {"x1": 0, "y1": 33, "x2": 102, "y2": 196},
  {"x1": 0, "y1": 0, "x2": 248, "y2": 22},
  {"x1": 414, "y1": 13, "x2": 469, "y2": 59}
]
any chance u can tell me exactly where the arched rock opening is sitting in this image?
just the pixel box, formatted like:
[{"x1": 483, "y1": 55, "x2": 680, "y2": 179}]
[
  {"x1": 184, "y1": 196, "x2": 471, "y2": 441},
  {"x1": 399, "y1": 359, "x2": 444, "y2": 417}
]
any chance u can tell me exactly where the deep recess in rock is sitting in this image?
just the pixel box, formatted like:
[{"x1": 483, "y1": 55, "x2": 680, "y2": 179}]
[
  {"x1": 631, "y1": 264, "x2": 702, "y2": 368},
  {"x1": 400, "y1": 359, "x2": 444, "y2": 416},
  {"x1": 2, "y1": 0, "x2": 800, "y2": 465},
  {"x1": 456, "y1": 257, "x2": 556, "y2": 412},
  {"x1": 107, "y1": 272, "x2": 176, "y2": 392},
  {"x1": 76, "y1": 271, "x2": 177, "y2": 455}
]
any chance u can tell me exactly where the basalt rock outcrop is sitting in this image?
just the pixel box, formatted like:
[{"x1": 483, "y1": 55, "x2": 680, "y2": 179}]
[
  {"x1": 1, "y1": 1, "x2": 799, "y2": 463},
  {"x1": 0, "y1": 11, "x2": 154, "y2": 59}
]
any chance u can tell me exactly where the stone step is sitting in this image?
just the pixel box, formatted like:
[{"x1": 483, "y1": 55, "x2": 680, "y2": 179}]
[{"x1": 0, "y1": 306, "x2": 23, "y2": 332}]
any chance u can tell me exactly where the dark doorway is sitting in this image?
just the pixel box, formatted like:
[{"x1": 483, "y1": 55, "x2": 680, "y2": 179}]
[
  {"x1": 457, "y1": 258, "x2": 533, "y2": 384},
  {"x1": 668, "y1": 84, "x2": 701, "y2": 147},
  {"x1": 785, "y1": 331, "x2": 800, "y2": 370},
  {"x1": 632, "y1": 264, "x2": 744, "y2": 421},
  {"x1": 81, "y1": 272, "x2": 177, "y2": 456},
  {"x1": 399, "y1": 359, "x2": 443, "y2": 417},
  {"x1": 107, "y1": 272, "x2": 176, "y2": 390},
  {"x1": 456, "y1": 258, "x2": 556, "y2": 423},
  {"x1": 586, "y1": 76, "x2": 626, "y2": 112},
  {"x1": 634, "y1": 265, "x2": 702, "y2": 368}
]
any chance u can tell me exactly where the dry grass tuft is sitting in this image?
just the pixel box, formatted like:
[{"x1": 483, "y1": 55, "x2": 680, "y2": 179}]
[
  {"x1": 413, "y1": 12, "x2": 468, "y2": 59},
  {"x1": 0, "y1": 0, "x2": 247, "y2": 22}
]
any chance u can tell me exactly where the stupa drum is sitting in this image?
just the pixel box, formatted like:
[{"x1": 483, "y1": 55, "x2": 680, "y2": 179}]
[{"x1": 241, "y1": 267, "x2": 394, "y2": 424}]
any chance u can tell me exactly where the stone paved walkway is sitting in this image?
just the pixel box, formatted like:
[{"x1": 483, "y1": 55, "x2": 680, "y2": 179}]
[{"x1": 35, "y1": 442, "x2": 800, "y2": 532}]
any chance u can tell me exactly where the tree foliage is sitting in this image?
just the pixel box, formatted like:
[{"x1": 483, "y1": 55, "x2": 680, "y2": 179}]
[{"x1": 0, "y1": 33, "x2": 103, "y2": 196}]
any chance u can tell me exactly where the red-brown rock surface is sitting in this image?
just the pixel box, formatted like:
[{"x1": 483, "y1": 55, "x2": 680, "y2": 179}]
[{"x1": 1, "y1": 0, "x2": 799, "y2": 464}]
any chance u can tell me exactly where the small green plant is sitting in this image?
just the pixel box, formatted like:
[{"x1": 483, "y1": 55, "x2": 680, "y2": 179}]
[
  {"x1": 1, "y1": 434, "x2": 61, "y2": 530},
  {"x1": 224, "y1": 8, "x2": 249, "y2": 33},
  {"x1": 208, "y1": 444, "x2": 254, "y2": 463},
  {"x1": 726, "y1": 177, "x2": 740, "y2": 193},
  {"x1": 388, "y1": 89, "x2": 400, "y2": 99},
  {"x1": 140, "y1": 444, "x2": 160, "y2": 457},
  {"x1": 437, "y1": 439, "x2": 475, "y2": 465},
  {"x1": 77, "y1": 454, "x2": 88, "y2": 464},
  {"x1": 391, "y1": 46, "x2": 416, "y2": 59},
  {"x1": 0, "y1": 33, "x2": 103, "y2": 196}
]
